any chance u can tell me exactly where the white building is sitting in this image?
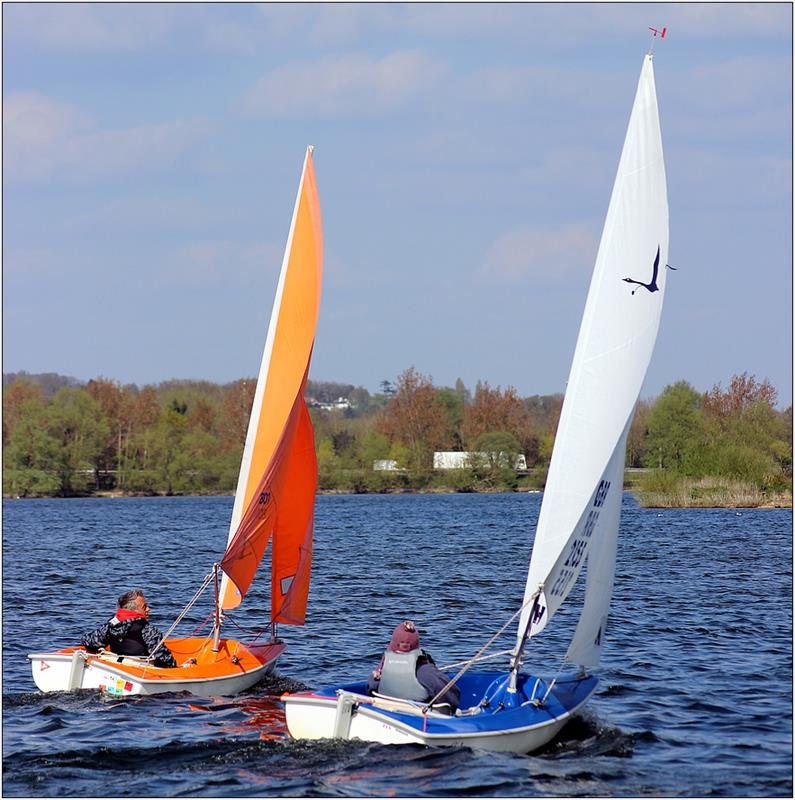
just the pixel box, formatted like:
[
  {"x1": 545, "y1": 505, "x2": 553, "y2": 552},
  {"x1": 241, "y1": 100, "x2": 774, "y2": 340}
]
[
  {"x1": 373, "y1": 459, "x2": 400, "y2": 472},
  {"x1": 433, "y1": 451, "x2": 527, "y2": 471},
  {"x1": 319, "y1": 397, "x2": 351, "y2": 411}
]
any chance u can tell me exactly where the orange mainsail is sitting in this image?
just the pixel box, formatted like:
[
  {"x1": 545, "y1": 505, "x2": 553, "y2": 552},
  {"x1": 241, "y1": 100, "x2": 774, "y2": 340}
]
[{"x1": 218, "y1": 147, "x2": 322, "y2": 626}]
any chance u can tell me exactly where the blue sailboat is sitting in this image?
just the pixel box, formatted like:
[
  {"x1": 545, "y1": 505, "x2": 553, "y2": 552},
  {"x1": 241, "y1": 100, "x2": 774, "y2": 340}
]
[{"x1": 283, "y1": 52, "x2": 670, "y2": 754}]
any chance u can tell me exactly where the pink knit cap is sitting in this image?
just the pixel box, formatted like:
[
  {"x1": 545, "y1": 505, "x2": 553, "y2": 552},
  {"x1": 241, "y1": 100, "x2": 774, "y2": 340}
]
[{"x1": 388, "y1": 620, "x2": 420, "y2": 653}]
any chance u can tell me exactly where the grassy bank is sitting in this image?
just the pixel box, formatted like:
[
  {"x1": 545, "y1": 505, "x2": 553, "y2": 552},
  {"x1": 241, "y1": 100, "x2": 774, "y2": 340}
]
[
  {"x1": 633, "y1": 475, "x2": 792, "y2": 508},
  {"x1": 11, "y1": 471, "x2": 791, "y2": 508}
]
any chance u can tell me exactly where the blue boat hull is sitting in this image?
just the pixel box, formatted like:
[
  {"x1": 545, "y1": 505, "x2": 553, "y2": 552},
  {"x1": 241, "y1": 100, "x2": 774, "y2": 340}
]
[{"x1": 283, "y1": 671, "x2": 598, "y2": 753}]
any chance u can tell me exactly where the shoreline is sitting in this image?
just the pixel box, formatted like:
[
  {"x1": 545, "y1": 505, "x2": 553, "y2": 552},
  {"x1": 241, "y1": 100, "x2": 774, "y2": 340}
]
[{"x1": 3, "y1": 487, "x2": 791, "y2": 509}]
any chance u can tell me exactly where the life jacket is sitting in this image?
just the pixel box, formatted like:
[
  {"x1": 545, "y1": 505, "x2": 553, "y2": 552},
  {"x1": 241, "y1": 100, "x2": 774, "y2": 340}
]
[
  {"x1": 377, "y1": 649, "x2": 429, "y2": 702},
  {"x1": 106, "y1": 617, "x2": 148, "y2": 657}
]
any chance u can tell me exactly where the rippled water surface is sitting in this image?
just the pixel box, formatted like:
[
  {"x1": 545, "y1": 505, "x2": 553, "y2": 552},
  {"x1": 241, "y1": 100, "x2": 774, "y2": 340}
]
[{"x1": 2, "y1": 494, "x2": 792, "y2": 796}]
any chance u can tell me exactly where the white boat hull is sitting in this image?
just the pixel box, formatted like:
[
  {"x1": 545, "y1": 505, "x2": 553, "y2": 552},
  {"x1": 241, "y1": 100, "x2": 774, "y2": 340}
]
[
  {"x1": 284, "y1": 693, "x2": 576, "y2": 752},
  {"x1": 283, "y1": 672, "x2": 598, "y2": 754}
]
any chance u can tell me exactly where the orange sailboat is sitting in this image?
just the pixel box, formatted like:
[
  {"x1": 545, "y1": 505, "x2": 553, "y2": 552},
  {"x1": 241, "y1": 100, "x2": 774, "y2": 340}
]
[{"x1": 28, "y1": 147, "x2": 323, "y2": 697}]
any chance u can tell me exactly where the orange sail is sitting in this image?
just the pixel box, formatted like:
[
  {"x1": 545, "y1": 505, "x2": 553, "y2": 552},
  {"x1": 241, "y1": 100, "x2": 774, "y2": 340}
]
[{"x1": 218, "y1": 146, "x2": 322, "y2": 625}]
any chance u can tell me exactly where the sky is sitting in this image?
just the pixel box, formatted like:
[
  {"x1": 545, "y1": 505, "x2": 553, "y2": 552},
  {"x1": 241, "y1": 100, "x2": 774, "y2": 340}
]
[{"x1": 3, "y1": 2, "x2": 792, "y2": 406}]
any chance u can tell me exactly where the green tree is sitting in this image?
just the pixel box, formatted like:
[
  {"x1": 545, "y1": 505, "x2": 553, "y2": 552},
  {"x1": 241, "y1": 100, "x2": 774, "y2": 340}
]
[
  {"x1": 359, "y1": 429, "x2": 391, "y2": 469},
  {"x1": 316, "y1": 437, "x2": 336, "y2": 488},
  {"x1": 47, "y1": 389, "x2": 111, "y2": 494},
  {"x1": 626, "y1": 399, "x2": 651, "y2": 468},
  {"x1": 702, "y1": 373, "x2": 789, "y2": 489},
  {"x1": 148, "y1": 407, "x2": 188, "y2": 495},
  {"x1": 435, "y1": 387, "x2": 465, "y2": 450},
  {"x1": 122, "y1": 387, "x2": 163, "y2": 492},
  {"x1": 171, "y1": 428, "x2": 226, "y2": 493},
  {"x1": 86, "y1": 377, "x2": 136, "y2": 490},
  {"x1": 471, "y1": 431, "x2": 522, "y2": 488},
  {"x1": 454, "y1": 377, "x2": 472, "y2": 407},
  {"x1": 3, "y1": 397, "x2": 60, "y2": 496},
  {"x1": 643, "y1": 381, "x2": 706, "y2": 474},
  {"x1": 388, "y1": 441, "x2": 412, "y2": 469},
  {"x1": 220, "y1": 379, "x2": 256, "y2": 450},
  {"x1": 3, "y1": 378, "x2": 46, "y2": 445}
]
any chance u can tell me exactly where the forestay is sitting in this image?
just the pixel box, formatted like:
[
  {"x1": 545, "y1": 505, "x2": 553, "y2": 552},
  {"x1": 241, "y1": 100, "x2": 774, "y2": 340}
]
[
  {"x1": 516, "y1": 54, "x2": 669, "y2": 658},
  {"x1": 219, "y1": 146, "x2": 323, "y2": 626}
]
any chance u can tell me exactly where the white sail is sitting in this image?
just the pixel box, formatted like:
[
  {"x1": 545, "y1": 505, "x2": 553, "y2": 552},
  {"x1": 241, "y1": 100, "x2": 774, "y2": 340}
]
[
  {"x1": 516, "y1": 54, "x2": 669, "y2": 649},
  {"x1": 564, "y1": 425, "x2": 628, "y2": 667}
]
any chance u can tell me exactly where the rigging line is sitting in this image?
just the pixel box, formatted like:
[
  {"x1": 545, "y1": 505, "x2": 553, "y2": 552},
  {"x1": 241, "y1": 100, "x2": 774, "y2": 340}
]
[
  {"x1": 143, "y1": 569, "x2": 215, "y2": 662},
  {"x1": 540, "y1": 652, "x2": 569, "y2": 705},
  {"x1": 248, "y1": 624, "x2": 273, "y2": 644},
  {"x1": 222, "y1": 613, "x2": 270, "y2": 641},
  {"x1": 191, "y1": 611, "x2": 215, "y2": 636},
  {"x1": 440, "y1": 649, "x2": 515, "y2": 670},
  {"x1": 423, "y1": 588, "x2": 541, "y2": 712}
]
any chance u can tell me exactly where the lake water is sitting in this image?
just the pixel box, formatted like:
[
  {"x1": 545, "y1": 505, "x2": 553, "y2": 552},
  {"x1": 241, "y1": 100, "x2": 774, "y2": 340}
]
[{"x1": 2, "y1": 494, "x2": 792, "y2": 797}]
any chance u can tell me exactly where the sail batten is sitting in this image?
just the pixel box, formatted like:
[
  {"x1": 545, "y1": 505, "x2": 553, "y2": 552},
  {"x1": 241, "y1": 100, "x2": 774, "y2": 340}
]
[
  {"x1": 517, "y1": 55, "x2": 668, "y2": 657},
  {"x1": 219, "y1": 147, "x2": 322, "y2": 621}
]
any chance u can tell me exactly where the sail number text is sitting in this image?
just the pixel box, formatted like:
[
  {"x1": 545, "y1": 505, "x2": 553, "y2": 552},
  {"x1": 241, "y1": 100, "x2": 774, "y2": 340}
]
[{"x1": 549, "y1": 480, "x2": 611, "y2": 598}]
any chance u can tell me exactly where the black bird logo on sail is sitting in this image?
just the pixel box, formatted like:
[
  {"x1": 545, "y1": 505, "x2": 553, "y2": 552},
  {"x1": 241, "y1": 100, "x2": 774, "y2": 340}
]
[{"x1": 623, "y1": 245, "x2": 661, "y2": 295}]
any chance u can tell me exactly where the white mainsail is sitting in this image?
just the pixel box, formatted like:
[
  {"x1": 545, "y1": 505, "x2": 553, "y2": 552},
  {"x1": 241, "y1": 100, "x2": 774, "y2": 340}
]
[{"x1": 516, "y1": 54, "x2": 669, "y2": 657}]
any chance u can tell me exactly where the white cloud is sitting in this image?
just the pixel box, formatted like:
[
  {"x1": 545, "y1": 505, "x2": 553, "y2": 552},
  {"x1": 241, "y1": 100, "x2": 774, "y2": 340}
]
[
  {"x1": 671, "y1": 147, "x2": 791, "y2": 209},
  {"x1": 481, "y1": 222, "x2": 597, "y2": 284},
  {"x1": 3, "y1": 92, "x2": 205, "y2": 181},
  {"x1": 66, "y1": 121, "x2": 203, "y2": 177},
  {"x1": 3, "y1": 92, "x2": 90, "y2": 178},
  {"x1": 667, "y1": 3, "x2": 791, "y2": 38},
  {"x1": 673, "y1": 55, "x2": 791, "y2": 113},
  {"x1": 168, "y1": 240, "x2": 283, "y2": 285},
  {"x1": 4, "y1": 3, "x2": 174, "y2": 50},
  {"x1": 4, "y1": 3, "x2": 788, "y2": 59},
  {"x1": 243, "y1": 51, "x2": 449, "y2": 118},
  {"x1": 401, "y1": 3, "x2": 790, "y2": 43},
  {"x1": 3, "y1": 246, "x2": 62, "y2": 280},
  {"x1": 457, "y1": 64, "x2": 618, "y2": 113}
]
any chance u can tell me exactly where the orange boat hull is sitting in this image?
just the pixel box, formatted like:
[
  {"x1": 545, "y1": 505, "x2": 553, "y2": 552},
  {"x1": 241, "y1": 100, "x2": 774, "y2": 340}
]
[{"x1": 28, "y1": 637, "x2": 284, "y2": 697}]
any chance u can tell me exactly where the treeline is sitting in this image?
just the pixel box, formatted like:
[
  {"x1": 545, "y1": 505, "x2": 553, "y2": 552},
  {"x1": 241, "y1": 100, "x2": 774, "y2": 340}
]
[
  {"x1": 2, "y1": 369, "x2": 791, "y2": 502},
  {"x1": 633, "y1": 375, "x2": 792, "y2": 506}
]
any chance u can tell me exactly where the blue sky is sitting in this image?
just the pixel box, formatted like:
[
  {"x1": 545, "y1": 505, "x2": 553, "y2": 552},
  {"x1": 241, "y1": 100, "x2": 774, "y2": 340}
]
[{"x1": 3, "y1": 3, "x2": 792, "y2": 405}]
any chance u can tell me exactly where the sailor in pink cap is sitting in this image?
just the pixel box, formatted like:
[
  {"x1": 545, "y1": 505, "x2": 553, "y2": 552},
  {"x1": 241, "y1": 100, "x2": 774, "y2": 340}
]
[
  {"x1": 367, "y1": 620, "x2": 460, "y2": 712},
  {"x1": 388, "y1": 619, "x2": 421, "y2": 652}
]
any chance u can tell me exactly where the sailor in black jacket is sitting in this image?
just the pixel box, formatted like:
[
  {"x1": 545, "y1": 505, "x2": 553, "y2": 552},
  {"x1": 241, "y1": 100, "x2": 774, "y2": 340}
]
[{"x1": 81, "y1": 589, "x2": 177, "y2": 668}]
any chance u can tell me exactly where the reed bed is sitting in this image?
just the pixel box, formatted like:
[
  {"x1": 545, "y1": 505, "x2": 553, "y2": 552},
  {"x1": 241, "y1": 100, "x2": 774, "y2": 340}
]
[{"x1": 635, "y1": 476, "x2": 792, "y2": 508}]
